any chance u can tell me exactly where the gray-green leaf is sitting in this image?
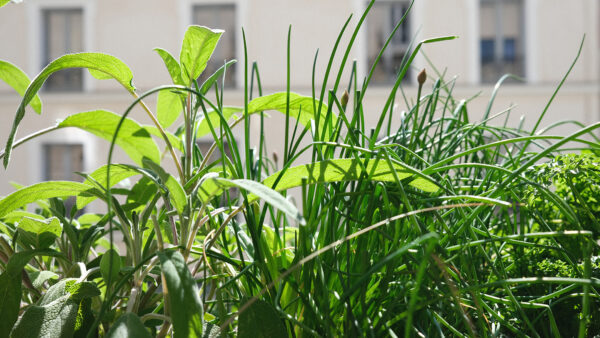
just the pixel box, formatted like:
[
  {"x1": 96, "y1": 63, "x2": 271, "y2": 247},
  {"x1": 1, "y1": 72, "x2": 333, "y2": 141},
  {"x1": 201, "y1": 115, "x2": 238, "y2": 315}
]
[
  {"x1": 10, "y1": 295, "x2": 79, "y2": 338},
  {"x1": 106, "y1": 313, "x2": 152, "y2": 338},
  {"x1": 0, "y1": 60, "x2": 42, "y2": 113},
  {"x1": 200, "y1": 178, "x2": 304, "y2": 225},
  {"x1": 3, "y1": 53, "x2": 135, "y2": 168},
  {"x1": 100, "y1": 249, "x2": 121, "y2": 284},
  {"x1": 180, "y1": 26, "x2": 223, "y2": 85},
  {"x1": 158, "y1": 250, "x2": 203, "y2": 338}
]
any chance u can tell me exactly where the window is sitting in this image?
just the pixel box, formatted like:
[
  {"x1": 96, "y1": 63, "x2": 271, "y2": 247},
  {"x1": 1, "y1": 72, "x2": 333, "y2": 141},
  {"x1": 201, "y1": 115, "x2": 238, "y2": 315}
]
[
  {"x1": 192, "y1": 4, "x2": 236, "y2": 88},
  {"x1": 43, "y1": 143, "x2": 84, "y2": 214},
  {"x1": 366, "y1": 0, "x2": 411, "y2": 85},
  {"x1": 44, "y1": 143, "x2": 84, "y2": 181},
  {"x1": 480, "y1": 0, "x2": 525, "y2": 83},
  {"x1": 43, "y1": 8, "x2": 84, "y2": 91}
]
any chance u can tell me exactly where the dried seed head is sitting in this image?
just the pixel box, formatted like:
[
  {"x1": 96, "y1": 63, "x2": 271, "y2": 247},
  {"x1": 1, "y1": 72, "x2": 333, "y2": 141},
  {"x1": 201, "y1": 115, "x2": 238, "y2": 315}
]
[
  {"x1": 272, "y1": 151, "x2": 278, "y2": 163},
  {"x1": 417, "y1": 68, "x2": 427, "y2": 86},
  {"x1": 341, "y1": 89, "x2": 349, "y2": 111}
]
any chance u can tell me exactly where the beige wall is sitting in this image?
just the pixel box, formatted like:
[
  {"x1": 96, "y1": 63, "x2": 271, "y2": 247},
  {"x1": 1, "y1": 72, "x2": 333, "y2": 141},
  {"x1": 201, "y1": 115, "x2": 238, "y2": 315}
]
[{"x1": 0, "y1": 0, "x2": 599, "y2": 203}]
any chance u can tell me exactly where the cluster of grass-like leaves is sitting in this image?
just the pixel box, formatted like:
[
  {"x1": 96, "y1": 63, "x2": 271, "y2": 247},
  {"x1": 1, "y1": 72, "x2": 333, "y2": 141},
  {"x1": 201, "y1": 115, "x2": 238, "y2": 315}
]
[{"x1": 1, "y1": 0, "x2": 599, "y2": 336}]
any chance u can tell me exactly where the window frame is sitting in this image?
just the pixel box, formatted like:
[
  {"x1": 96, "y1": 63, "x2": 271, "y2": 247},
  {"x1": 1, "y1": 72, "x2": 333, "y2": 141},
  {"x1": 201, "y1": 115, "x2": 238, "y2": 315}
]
[{"x1": 26, "y1": 0, "x2": 95, "y2": 92}]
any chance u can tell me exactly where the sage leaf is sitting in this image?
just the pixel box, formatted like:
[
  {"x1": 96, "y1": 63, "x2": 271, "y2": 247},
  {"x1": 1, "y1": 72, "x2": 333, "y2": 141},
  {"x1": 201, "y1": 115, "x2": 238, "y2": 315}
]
[
  {"x1": 17, "y1": 217, "x2": 61, "y2": 248},
  {"x1": 3, "y1": 53, "x2": 135, "y2": 168},
  {"x1": 58, "y1": 110, "x2": 161, "y2": 166},
  {"x1": 157, "y1": 89, "x2": 185, "y2": 129},
  {"x1": 100, "y1": 249, "x2": 121, "y2": 284},
  {"x1": 0, "y1": 181, "x2": 92, "y2": 218},
  {"x1": 238, "y1": 298, "x2": 287, "y2": 338},
  {"x1": 200, "y1": 177, "x2": 305, "y2": 225},
  {"x1": 155, "y1": 48, "x2": 184, "y2": 86},
  {"x1": 260, "y1": 158, "x2": 440, "y2": 194},
  {"x1": 158, "y1": 250, "x2": 203, "y2": 338},
  {"x1": 196, "y1": 92, "x2": 333, "y2": 138},
  {"x1": 106, "y1": 313, "x2": 152, "y2": 338},
  {"x1": 0, "y1": 60, "x2": 42, "y2": 113},
  {"x1": 180, "y1": 26, "x2": 223, "y2": 85}
]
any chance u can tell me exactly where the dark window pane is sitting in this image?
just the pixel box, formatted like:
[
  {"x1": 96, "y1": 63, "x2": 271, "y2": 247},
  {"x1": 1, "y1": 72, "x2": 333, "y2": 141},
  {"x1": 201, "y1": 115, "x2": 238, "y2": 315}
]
[
  {"x1": 481, "y1": 39, "x2": 495, "y2": 63},
  {"x1": 43, "y1": 143, "x2": 84, "y2": 215},
  {"x1": 503, "y1": 38, "x2": 516, "y2": 61}
]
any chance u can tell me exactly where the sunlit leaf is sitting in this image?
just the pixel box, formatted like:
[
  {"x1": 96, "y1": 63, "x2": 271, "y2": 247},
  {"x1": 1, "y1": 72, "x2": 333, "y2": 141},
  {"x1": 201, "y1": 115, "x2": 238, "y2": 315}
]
[
  {"x1": 260, "y1": 158, "x2": 439, "y2": 195},
  {"x1": 17, "y1": 217, "x2": 61, "y2": 248},
  {"x1": 180, "y1": 26, "x2": 223, "y2": 85},
  {"x1": 199, "y1": 177, "x2": 304, "y2": 224},
  {"x1": 157, "y1": 89, "x2": 185, "y2": 129},
  {"x1": 0, "y1": 60, "x2": 42, "y2": 113},
  {"x1": 155, "y1": 48, "x2": 184, "y2": 86},
  {"x1": 3, "y1": 53, "x2": 135, "y2": 168},
  {"x1": 58, "y1": 110, "x2": 160, "y2": 166},
  {"x1": 0, "y1": 181, "x2": 92, "y2": 219},
  {"x1": 196, "y1": 92, "x2": 333, "y2": 138}
]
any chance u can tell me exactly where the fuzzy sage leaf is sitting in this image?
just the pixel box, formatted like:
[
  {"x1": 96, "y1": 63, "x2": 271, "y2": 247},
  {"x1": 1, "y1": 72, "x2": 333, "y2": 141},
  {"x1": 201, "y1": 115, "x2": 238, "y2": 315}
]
[{"x1": 3, "y1": 53, "x2": 135, "y2": 168}]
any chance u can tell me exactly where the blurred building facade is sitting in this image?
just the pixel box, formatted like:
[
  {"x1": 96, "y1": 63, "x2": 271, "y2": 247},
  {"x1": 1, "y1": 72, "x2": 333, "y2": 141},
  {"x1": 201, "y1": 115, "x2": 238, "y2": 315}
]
[{"x1": 0, "y1": 0, "x2": 599, "y2": 199}]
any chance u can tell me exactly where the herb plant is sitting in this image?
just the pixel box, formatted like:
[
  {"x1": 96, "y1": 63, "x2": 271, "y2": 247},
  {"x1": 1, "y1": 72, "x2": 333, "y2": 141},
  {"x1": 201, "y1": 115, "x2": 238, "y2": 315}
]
[{"x1": 0, "y1": 1, "x2": 599, "y2": 336}]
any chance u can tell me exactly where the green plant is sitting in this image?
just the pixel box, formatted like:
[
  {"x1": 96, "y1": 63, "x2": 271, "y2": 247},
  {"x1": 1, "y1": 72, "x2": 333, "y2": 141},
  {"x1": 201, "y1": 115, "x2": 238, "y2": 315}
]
[{"x1": 1, "y1": 0, "x2": 599, "y2": 336}]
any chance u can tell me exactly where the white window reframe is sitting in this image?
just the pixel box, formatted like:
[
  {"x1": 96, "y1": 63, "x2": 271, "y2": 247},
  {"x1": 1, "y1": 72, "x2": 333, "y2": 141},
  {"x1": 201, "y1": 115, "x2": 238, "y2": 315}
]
[
  {"x1": 178, "y1": 0, "x2": 247, "y2": 89},
  {"x1": 26, "y1": 0, "x2": 96, "y2": 92}
]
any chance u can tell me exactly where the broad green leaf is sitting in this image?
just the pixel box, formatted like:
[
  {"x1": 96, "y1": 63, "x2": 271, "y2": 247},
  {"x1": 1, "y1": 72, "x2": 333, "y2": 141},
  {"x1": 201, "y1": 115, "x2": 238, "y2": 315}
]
[
  {"x1": 200, "y1": 178, "x2": 305, "y2": 225},
  {"x1": 17, "y1": 217, "x2": 61, "y2": 248},
  {"x1": 259, "y1": 158, "x2": 440, "y2": 194},
  {"x1": 0, "y1": 181, "x2": 92, "y2": 218},
  {"x1": 155, "y1": 48, "x2": 184, "y2": 86},
  {"x1": 100, "y1": 249, "x2": 121, "y2": 284},
  {"x1": 76, "y1": 164, "x2": 141, "y2": 209},
  {"x1": 29, "y1": 270, "x2": 59, "y2": 289},
  {"x1": 196, "y1": 92, "x2": 333, "y2": 138},
  {"x1": 158, "y1": 250, "x2": 203, "y2": 338},
  {"x1": 238, "y1": 298, "x2": 287, "y2": 338},
  {"x1": 4, "y1": 53, "x2": 135, "y2": 168},
  {"x1": 0, "y1": 60, "x2": 42, "y2": 113},
  {"x1": 1, "y1": 210, "x2": 45, "y2": 223},
  {"x1": 0, "y1": 0, "x2": 10, "y2": 8},
  {"x1": 180, "y1": 26, "x2": 223, "y2": 85},
  {"x1": 58, "y1": 110, "x2": 161, "y2": 166},
  {"x1": 106, "y1": 313, "x2": 152, "y2": 338},
  {"x1": 157, "y1": 89, "x2": 185, "y2": 129}
]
